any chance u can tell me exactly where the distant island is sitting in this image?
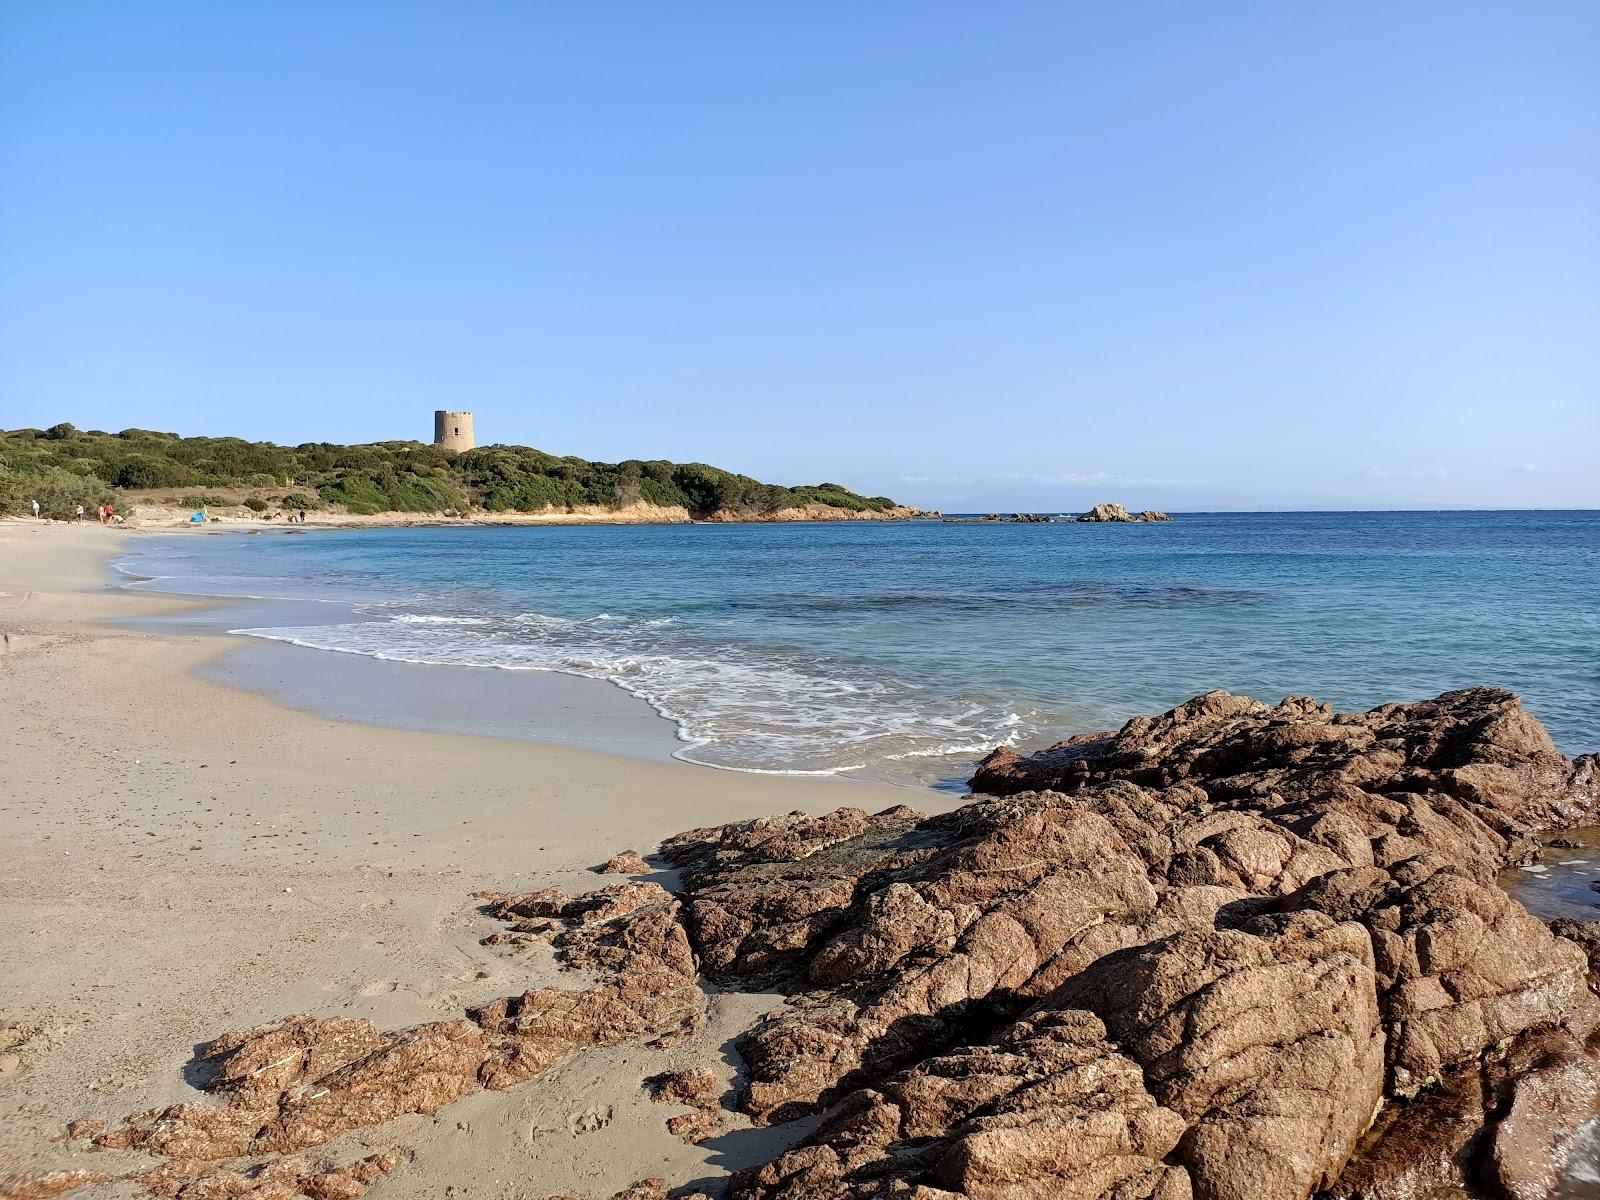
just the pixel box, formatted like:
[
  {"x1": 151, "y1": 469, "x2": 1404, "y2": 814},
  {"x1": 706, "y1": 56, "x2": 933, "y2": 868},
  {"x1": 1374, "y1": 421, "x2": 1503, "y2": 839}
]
[{"x1": 0, "y1": 423, "x2": 929, "y2": 525}]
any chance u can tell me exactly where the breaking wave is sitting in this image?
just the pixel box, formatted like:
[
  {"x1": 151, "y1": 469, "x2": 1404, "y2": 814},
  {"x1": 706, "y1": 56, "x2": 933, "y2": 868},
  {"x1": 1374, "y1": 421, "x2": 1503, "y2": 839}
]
[{"x1": 232, "y1": 606, "x2": 1033, "y2": 781}]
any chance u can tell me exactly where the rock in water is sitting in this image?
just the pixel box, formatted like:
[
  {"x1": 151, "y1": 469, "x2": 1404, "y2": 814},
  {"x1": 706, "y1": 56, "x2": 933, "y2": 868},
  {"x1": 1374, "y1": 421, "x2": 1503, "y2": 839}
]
[{"x1": 1074, "y1": 502, "x2": 1170, "y2": 522}]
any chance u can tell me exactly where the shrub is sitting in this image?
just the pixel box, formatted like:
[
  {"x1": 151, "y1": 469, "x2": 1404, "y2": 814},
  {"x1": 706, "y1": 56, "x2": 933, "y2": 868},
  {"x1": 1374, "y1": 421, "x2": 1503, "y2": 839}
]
[
  {"x1": 115, "y1": 457, "x2": 196, "y2": 489},
  {"x1": 243, "y1": 497, "x2": 270, "y2": 512},
  {"x1": 0, "y1": 465, "x2": 116, "y2": 519}
]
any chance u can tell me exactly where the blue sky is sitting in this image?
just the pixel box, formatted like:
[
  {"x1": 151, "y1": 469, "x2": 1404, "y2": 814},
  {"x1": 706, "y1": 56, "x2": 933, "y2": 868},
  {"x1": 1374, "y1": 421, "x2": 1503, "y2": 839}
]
[{"x1": 2, "y1": 1, "x2": 1596, "y2": 510}]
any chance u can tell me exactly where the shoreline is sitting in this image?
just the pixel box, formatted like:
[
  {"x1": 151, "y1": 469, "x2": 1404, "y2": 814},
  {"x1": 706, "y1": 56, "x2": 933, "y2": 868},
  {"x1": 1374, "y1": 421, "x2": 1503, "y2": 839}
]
[
  {"x1": 0, "y1": 521, "x2": 950, "y2": 1197},
  {"x1": 110, "y1": 499, "x2": 937, "y2": 530},
  {"x1": 105, "y1": 541, "x2": 955, "y2": 788}
]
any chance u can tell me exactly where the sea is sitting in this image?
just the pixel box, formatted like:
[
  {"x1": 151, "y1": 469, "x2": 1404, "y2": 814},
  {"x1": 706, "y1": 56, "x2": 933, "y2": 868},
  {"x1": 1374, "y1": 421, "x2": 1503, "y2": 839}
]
[{"x1": 113, "y1": 510, "x2": 1599, "y2": 789}]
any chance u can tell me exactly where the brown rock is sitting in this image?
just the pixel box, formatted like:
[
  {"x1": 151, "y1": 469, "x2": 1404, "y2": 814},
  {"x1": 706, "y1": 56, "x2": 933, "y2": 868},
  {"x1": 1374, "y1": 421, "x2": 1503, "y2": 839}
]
[
  {"x1": 1064, "y1": 911, "x2": 1384, "y2": 1200},
  {"x1": 1487, "y1": 1030, "x2": 1600, "y2": 1200},
  {"x1": 1323, "y1": 1068, "x2": 1485, "y2": 1199},
  {"x1": 644, "y1": 1067, "x2": 719, "y2": 1107},
  {"x1": 1076, "y1": 502, "x2": 1137, "y2": 522},
  {"x1": 0, "y1": 1172, "x2": 110, "y2": 1200},
  {"x1": 256, "y1": 1019, "x2": 486, "y2": 1152},
  {"x1": 100, "y1": 877, "x2": 701, "y2": 1189},
  {"x1": 1280, "y1": 858, "x2": 1598, "y2": 1091},
  {"x1": 135, "y1": 1152, "x2": 399, "y2": 1200},
  {"x1": 103, "y1": 1101, "x2": 266, "y2": 1159},
  {"x1": 197, "y1": 1014, "x2": 385, "y2": 1104},
  {"x1": 1551, "y1": 916, "x2": 1600, "y2": 995},
  {"x1": 734, "y1": 802, "x2": 1163, "y2": 1122},
  {"x1": 594, "y1": 850, "x2": 651, "y2": 875},
  {"x1": 737, "y1": 1010, "x2": 1187, "y2": 1200},
  {"x1": 692, "y1": 689, "x2": 1597, "y2": 1197},
  {"x1": 100, "y1": 1018, "x2": 481, "y2": 1163},
  {"x1": 660, "y1": 805, "x2": 931, "y2": 981},
  {"x1": 88, "y1": 688, "x2": 1600, "y2": 1200},
  {"x1": 472, "y1": 887, "x2": 699, "y2": 1089},
  {"x1": 666, "y1": 1109, "x2": 719, "y2": 1144},
  {"x1": 969, "y1": 687, "x2": 1598, "y2": 866},
  {"x1": 646, "y1": 1067, "x2": 722, "y2": 1143}
]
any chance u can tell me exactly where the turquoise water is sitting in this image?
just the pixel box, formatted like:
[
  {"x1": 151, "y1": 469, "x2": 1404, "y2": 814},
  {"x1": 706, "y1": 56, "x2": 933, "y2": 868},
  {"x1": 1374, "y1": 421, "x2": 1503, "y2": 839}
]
[{"x1": 115, "y1": 512, "x2": 1599, "y2": 786}]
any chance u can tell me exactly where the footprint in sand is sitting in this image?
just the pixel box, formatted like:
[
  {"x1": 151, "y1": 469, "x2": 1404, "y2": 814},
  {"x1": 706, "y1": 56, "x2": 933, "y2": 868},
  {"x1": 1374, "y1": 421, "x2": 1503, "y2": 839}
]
[
  {"x1": 358, "y1": 981, "x2": 399, "y2": 996},
  {"x1": 568, "y1": 1105, "x2": 613, "y2": 1135}
]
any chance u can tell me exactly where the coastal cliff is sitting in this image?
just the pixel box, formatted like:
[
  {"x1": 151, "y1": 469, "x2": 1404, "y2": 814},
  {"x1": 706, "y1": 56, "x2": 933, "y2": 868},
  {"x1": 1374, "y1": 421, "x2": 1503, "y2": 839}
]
[{"x1": 73, "y1": 686, "x2": 1600, "y2": 1200}]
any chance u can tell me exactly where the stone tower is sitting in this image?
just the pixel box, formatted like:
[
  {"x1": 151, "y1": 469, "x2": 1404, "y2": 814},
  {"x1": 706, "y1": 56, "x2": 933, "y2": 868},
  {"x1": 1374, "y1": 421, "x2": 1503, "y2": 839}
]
[{"x1": 433, "y1": 410, "x2": 475, "y2": 452}]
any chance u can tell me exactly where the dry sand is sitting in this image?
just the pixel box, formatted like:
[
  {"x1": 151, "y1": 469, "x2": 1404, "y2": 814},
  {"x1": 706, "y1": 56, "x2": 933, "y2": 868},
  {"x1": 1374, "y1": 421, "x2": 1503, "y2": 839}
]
[{"x1": 0, "y1": 520, "x2": 956, "y2": 1198}]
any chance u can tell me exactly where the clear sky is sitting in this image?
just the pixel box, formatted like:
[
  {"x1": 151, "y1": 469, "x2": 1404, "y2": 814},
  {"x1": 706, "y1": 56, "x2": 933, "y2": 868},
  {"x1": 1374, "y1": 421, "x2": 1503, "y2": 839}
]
[{"x1": 2, "y1": 2, "x2": 1596, "y2": 511}]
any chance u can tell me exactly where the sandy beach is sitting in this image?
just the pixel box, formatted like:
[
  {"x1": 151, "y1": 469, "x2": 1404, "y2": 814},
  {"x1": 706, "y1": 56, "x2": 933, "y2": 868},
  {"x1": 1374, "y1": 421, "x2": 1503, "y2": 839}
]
[{"x1": 0, "y1": 520, "x2": 948, "y2": 1198}]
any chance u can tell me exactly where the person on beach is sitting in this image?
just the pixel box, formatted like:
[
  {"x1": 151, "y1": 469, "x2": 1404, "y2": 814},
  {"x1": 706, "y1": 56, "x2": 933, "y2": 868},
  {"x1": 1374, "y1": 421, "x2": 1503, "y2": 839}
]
[
  {"x1": 105, "y1": 502, "x2": 115, "y2": 526},
  {"x1": 95, "y1": 505, "x2": 105, "y2": 525},
  {"x1": 31, "y1": 499, "x2": 40, "y2": 519},
  {"x1": 75, "y1": 504, "x2": 85, "y2": 523}
]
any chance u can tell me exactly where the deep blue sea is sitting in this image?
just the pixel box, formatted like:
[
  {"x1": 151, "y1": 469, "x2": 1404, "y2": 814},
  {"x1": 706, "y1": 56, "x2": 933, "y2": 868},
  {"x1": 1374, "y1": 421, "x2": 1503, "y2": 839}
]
[{"x1": 115, "y1": 512, "x2": 1599, "y2": 786}]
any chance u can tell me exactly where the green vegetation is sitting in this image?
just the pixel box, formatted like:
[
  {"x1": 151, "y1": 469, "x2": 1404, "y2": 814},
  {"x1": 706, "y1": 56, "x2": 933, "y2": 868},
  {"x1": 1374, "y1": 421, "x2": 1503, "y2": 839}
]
[
  {"x1": 0, "y1": 426, "x2": 900, "y2": 519},
  {"x1": 0, "y1": 463, "x2": 116, "y2": 520}
]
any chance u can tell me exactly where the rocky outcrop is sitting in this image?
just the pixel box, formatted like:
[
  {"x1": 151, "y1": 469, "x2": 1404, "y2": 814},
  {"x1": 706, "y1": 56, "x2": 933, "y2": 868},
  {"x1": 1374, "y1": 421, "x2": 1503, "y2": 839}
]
[
  {"x1": 1062, "y1": 912, "x2": 1385, "y2": 1200},
  {"x1": 645, "y1": 1068, "x2": 723, "y2": 1144},
  {"x1": 594, "y1": 849, "x2": 651, "y2": 874},
  {"x1": 73, "y1": 687, "x2": 1600, "y2": 1200},
  {"x1": 92, "y1": 880, "x2": 700, "y2": 1194},
  {"x1": 1075, "y1": 502, "x2": 1171, "y2": 522},
  {"x1": 736, "y1": 1009, "x2": 1188, "y2": 1200},
  {"x1": 658, "y1": 687, "x2": 1598, "y2": 1200},
  {"x1": 470, "y1": 882, "x2": 700, "y2": 1089},
  {"x1": 1275, "y1": 858, "x2": 1593, "y2": 1092},
  {"x1": 969, "y1": 687, "x2": 1598, "y2": 866},
  {"x1": 545, "y1": 1183, "x2": 673, "y2": 1200},
  {"x1": 135, "y1": 1153, "x2": 400, "y2": 1199},
  {"x1": 1550, "y1": 917, "x2": 1600, "y2": 996},
  {"x1": 0, "y1": 1172, "x2": 110, "y2": 1200},
  {"x1": 93, "y1": 1016, "x2": 483, "y2": 1160}
]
